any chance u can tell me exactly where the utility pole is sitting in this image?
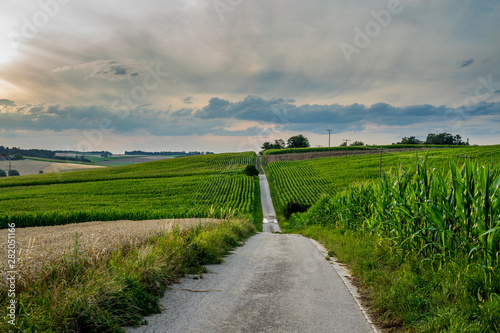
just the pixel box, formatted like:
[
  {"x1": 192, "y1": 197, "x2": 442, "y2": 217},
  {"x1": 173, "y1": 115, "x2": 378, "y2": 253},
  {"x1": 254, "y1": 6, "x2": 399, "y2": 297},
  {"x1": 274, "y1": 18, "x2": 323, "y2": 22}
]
[
  {"x1": 326, "y1": 129, "x2": 332, "y2": 150},
  {"x1": 342, "y1": 139, "x2": 351, "y2": 158}
]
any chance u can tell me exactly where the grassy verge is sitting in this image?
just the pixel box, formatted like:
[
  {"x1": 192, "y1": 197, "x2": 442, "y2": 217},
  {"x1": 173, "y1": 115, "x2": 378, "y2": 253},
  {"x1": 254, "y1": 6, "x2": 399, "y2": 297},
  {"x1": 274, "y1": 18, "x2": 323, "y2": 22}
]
[
  {"x1": 296, "y1": 226, "x2": 500, "y2": 332},
  {"x1": 0, "y1": 219, "x2": 256, "y2": 332},
  {"x1": 253, "y1": 176, "x2": 263, "y2": 232}
]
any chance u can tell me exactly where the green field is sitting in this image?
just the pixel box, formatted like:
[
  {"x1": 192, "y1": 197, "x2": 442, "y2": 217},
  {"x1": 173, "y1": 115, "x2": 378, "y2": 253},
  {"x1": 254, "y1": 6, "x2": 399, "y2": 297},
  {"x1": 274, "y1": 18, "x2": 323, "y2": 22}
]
[
  {"x1": 266, "y1": 145, "x2": 500, "y2": 331},
  {"x1": 266, "y1": 145, "x2": 500, "y2": 217},
  {"x1": 0, "y1": 152, "x2": 259, "y2": 228},
  {"x1": 262, "y1": 144, "x2": 469, "y2": 155}
]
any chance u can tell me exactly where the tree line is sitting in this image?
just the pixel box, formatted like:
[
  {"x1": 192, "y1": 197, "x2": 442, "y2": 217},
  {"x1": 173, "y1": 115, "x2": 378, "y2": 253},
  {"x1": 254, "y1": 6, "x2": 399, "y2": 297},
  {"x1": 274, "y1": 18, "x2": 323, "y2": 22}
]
[
  {"x1": 0, "y1": 146, "x2": 55, "y2": 159},
  {"x1": 397, "y1": 133, "x2": 468, "y2": 145},
  {"x1": 261, "y1": 135, "x2": 310, "y2": 152}
]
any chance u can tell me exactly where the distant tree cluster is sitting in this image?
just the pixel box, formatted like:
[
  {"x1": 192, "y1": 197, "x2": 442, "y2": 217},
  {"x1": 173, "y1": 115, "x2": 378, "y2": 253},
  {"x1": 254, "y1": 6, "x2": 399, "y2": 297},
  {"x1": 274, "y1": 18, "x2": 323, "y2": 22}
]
[
  {"x1": 425, "y1": 133, "x2": 466, "y2": 145},
  {"x1": 0, "y1": 168, "x2": 20, "y2": 177},
  {"x1": 397, "y1": 136, "x2": 422, "y2": 144},
  {"x1": 125, "y1": 151, "x2": 214, "y2": 156},
  {"x1": 396, "y1": 133, "x2": 467, "y2": 145},
  {"x1": 340, "y1": 141, "x2": 365, "y2": 147},
  {"x1": 261, "y1": 135, "x2": 310, "y2": 153},
  {"x1": 0, "y1": 146, "x2": 55, "y2": 159}
]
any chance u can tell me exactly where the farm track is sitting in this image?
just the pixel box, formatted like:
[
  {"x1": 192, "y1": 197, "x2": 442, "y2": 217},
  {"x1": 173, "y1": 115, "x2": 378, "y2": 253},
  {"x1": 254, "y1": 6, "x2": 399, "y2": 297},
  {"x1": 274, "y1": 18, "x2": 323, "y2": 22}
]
[{"x1": 126, "y1": 166, "x2": 375, "y2": 332}]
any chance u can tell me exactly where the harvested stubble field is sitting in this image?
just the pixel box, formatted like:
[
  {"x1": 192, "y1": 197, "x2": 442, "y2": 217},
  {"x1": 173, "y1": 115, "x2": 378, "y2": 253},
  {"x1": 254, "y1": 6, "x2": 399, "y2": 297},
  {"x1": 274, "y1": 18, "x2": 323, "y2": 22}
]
[
  {"x1": 0, "y1": 219, "x2": 218, "y2": 290},
  {"x1": 0, "y1": 218, "x2": 255, "y2": 332}
]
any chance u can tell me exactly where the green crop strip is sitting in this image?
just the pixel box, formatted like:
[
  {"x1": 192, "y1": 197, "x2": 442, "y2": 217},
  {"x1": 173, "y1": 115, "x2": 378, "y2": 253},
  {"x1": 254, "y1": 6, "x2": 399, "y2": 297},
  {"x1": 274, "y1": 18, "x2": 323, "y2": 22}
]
[
  {"x1": 0, "y1": 152, "x2": 259, "y2": 228},
  {"x1": 266, "y1": 145, "x2": 500, "y2": 331}
]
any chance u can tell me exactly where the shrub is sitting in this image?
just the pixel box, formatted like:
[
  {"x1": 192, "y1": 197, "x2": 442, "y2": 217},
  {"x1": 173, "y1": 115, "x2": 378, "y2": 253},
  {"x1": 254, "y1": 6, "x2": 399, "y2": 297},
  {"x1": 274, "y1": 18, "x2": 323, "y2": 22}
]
[
  {"x1": 8, "y1": 169, "x2": 20, "y2": 176},
  {"x1": 243, "y1": 164, "x2": 259, "y2": 177},
  {"x1": 283, "y1": 201, "x2": 311, "y2": 220},
  {"x1": 0, "y1": 169, "x2": 6, "y2": 177}
]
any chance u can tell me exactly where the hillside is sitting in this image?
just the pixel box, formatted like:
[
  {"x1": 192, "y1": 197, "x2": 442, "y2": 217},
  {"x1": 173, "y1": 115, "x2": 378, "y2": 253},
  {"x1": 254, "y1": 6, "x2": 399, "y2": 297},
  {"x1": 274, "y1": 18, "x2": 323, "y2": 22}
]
[{"x1": 0, "y1": 152, "x2": 260, "y2": 228}]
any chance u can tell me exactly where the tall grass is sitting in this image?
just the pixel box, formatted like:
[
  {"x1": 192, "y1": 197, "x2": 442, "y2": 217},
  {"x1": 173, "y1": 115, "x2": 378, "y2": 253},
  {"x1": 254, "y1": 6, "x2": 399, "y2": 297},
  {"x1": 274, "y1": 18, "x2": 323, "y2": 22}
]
[{"x1": 0, "y1": 219, "x2": 255, "y2": 332}]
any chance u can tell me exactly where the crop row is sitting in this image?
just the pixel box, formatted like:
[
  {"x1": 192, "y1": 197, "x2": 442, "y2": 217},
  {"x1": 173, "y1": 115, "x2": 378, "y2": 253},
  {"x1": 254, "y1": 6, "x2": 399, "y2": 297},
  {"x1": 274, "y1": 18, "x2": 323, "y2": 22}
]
[
  {"x1": 0, "y1": 152, "x2": 258, "y2": 228},
  {"x1": 265, "y1": 146, "x2": 500, "y2": 213},
  {"x1": 262, "y1": 144, "x2": 469, "y2": 155},
  {"x1": 291, "y1": 156, "x2": 500, "y2": 280},
  {"x1": 0, "y1": 152, "x2": 255, "y2": 188}
]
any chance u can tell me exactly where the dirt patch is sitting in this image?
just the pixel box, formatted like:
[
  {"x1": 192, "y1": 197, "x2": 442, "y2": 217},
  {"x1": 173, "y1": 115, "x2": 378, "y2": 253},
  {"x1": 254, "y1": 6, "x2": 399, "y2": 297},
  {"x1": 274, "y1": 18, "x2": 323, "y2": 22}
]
[{"x1": 0, "y1": 160, "x2": 105, "y2": 176}]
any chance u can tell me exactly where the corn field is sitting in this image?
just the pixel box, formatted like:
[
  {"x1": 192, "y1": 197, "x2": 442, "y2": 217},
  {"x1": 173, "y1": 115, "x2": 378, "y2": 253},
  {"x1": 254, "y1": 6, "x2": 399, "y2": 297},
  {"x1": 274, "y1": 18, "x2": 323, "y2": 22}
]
[
  {"x1": 292, "y1": 156, "x2": 500, "y2": 274},
  {"x1": 0, "y1": 152, "x2": 258, "y2": 228}
]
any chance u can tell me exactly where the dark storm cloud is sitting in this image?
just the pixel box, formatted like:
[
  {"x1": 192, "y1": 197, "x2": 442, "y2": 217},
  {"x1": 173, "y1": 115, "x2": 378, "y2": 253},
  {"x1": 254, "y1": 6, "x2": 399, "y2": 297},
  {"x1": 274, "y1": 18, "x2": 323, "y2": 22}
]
[
  {"x1": 0, "y1": 99, "x2": 16, "y2": 107},
  {"x1": 52, "y1": 60, "x2": 146, "y2": 82},
  {"x1": 182, "y1": 96, "x2": 194, "y2": 104},
  {"x1": 458, "y1": 58, "x2": 475, "y2": 68},
  {"x1": 196, "y1": 96, "x2": 483, "y2": 133},
  {"x1": 3, "y1": 96, "x2": 499, "y2": 137}
]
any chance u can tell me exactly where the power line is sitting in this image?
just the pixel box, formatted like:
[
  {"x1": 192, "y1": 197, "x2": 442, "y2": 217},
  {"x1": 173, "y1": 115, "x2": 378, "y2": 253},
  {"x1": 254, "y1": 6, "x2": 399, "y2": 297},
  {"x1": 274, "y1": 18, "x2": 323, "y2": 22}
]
[
  {"x1": 326, "y1": 129, "x2": 333, "y2": 150},
  {"x1": 342, "y1": 139, "x2": 351, "y2": 158}
]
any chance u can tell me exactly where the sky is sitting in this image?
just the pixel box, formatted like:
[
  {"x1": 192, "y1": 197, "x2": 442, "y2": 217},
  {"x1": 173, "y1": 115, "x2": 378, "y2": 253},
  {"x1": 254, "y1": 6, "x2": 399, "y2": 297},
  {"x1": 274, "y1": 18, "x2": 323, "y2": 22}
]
[{"x1": 1, "y1": 0, "x2": 499, "y2": 153}]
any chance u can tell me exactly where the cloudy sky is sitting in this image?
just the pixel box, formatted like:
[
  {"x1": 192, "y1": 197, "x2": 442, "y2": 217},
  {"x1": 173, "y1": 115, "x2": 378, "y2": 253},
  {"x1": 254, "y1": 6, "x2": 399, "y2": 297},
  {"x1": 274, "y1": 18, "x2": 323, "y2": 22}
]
[{"x1": 1, "y1": 0, "x2": 499, "y2": 153}]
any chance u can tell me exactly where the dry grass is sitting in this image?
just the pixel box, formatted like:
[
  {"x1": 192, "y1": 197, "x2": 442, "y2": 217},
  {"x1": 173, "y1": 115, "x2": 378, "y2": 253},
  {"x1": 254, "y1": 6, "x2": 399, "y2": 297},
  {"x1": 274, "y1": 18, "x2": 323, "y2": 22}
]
[
  {"x1": 42, "y1": 162, "x2": 104, "y2": 173},
  {"x1": 0, "y1": 218, "x2": 218, "y2": 290}
]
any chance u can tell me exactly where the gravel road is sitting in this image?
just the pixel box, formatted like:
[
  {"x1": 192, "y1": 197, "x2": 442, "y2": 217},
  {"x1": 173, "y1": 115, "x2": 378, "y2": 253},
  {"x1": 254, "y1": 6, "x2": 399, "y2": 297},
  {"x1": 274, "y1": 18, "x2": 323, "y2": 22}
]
[{"x1": 126, "y1": 173, "x2": 375, "y2": 332}]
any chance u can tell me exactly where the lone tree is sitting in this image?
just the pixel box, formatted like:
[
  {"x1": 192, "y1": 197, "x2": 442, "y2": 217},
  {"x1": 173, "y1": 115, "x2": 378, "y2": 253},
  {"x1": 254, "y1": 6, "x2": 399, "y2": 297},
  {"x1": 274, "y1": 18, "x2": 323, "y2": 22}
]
[
  {"x1": 12, "y1": 153, "x2": 24, "y2": 160},
  {"x1": 8, "y1": 169, "x2": 20, "y2": 176},
  {"x1": 243, "y1": 164, "x2": 259, "y2": 177},
  {"x1": 287, "y1": 135, "x2": 310, "y2": 148}
]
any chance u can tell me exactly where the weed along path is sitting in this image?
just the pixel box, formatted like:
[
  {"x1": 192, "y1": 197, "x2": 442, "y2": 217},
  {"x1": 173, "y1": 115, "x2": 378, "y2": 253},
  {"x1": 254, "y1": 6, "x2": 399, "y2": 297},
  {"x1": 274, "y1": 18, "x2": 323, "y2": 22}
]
[{"x1": 127, "y1": 176, "x2": 375, "y2": 333}]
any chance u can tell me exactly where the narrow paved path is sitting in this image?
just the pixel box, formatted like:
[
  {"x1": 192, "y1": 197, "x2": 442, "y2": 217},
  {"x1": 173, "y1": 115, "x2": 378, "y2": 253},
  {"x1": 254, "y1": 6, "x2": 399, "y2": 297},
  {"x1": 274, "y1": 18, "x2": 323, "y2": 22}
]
[
  {"x1": 126, "y1": 170, "x2": 375, "y2": 333},
  {"x1": 259, "y1": 174, "x2": 281, "y2": 233}
]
